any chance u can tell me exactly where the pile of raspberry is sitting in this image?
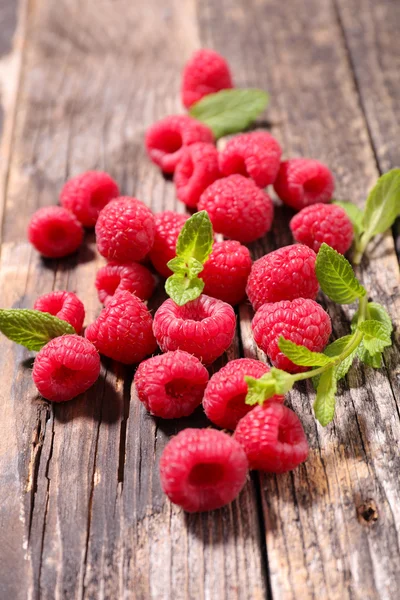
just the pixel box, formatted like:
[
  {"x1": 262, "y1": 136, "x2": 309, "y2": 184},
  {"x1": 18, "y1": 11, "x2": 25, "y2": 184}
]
[{"x1": 24, "y1": 48, "x2": 354, "y2": 514}]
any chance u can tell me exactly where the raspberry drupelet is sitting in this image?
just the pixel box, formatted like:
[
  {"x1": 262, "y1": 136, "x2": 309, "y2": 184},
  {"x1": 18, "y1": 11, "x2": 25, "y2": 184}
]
[
  {"x1": 95, "y1": 262, "x2": 155, "y2": 305},
  {"x1": 181, "y1": 49, "x2": 233, "y2": 109},
  {"x1": 134, "y1": 350, "x2": 209, "y2": 418},
  {"x1": 32, "y1": 335, "x2": 100, "y2": 402},
  {"x1": 174, "y1": 142, "x2": 221, "y2": 208},
  {"x1": 153, "y1": 294, "x2": 236, "y2": 365},
  {"x1": 28, "y1": 206, "x2": 83, "y2": 258},
  {"x1": 274, "y1": 158, "x2": 335, "y2": 211},
  {"x1": 145, "y1": 115, "x2": 214, "y2": 173},
  {"x1": 60, "y1": 171, "x2": 119, "y2": 227},
  {"x1": 159, "y1": 428, "x2": 248, "y2": 512},
  {"x1": 203, "y1": 358, "x2": 284, "y2": 431},
  {"x1": 34, "y1": 290, "x2": 85, "y2": 333},
  {"x1": 252, "y1": 298, "x2": 332, "y2": 374},
  {"x1": 234, "y1": 403, "x2": 309, "y2": 473},
  {"x1": 149, "y1": 211, "x2": 189, "y2": 278}
]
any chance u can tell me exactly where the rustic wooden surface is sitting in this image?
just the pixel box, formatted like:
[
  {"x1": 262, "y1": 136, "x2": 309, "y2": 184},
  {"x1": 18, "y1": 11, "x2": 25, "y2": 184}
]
[{"x1": 0, "y1": 0, "x2": 399, "y2": 599}]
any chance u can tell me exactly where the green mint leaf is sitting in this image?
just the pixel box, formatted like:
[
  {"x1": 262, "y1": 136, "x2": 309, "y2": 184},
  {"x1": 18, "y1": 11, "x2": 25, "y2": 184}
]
[
  {"x1": 245, "y1": 369, "x2": 293, "y2": 406},
  {"x1": 167, "y1": 256, "x2": 187, "y2": 274},
  {"x1": 269, "y1": 368, "x2": 295, "y2": 395},
  {"x1": 357, "y1": 343, "x2": 383, "y2": 368},
  {"x1": 313, "y1": 367, "x2": 337, "y2": 426},
  {"x1": 0, "y1": 308, "x2": 75, "y2": 351},
  {"x1": 323, "y1": 334, "x2": 359, "y2": 381},
  {"x1": 189, "y1": 89, "x2": 269, "y2": 139},
  {"x1": 333, "y1": 201, "x2": 364, "y2": 236},
  {"x1": 352, "y1": 301, "x2": 393, "y2": 337},
  {"x1": 316, "y1": 243, "x2": 366, "y2": 304},
  {"x1": 165, "y1": 274, "x2": 204, "y2": 306},
  {"x1": 187, "y1": 257, "x2": 204, "y2": 278},
  {"x1": 278, "y1": 337, "x2": 333, "y2": 367},
  {"x1": 362, "y1": 169, "x2": 400, "y2": 240},
  {"x1": 176, "y1": 211, "x2": 213, "y2": 264},
  {"x1": 358, "y1": 319, "x2": 392, "y2": 355}
]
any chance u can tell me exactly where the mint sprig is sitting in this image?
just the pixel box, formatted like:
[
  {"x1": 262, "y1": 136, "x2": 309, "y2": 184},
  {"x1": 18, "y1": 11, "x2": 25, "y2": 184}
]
[
  {"x1": 165, "y1": 211, "x2": 213, "y2": 306},
  {"x1": 245, "y1": 244, "x2": 393, "y2": 427},
  {"x1": 0, "y1": 309, "x2": 75, "y2": 351}
]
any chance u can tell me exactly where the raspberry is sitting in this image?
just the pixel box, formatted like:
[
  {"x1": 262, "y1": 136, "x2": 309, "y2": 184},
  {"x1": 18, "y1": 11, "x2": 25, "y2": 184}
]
[
  {"x1": 60, "y1": 171, "x2": 119, "y2": 228},
  {"x1": 85, "y1": 290, "x2": 156, "y2": 364},
  {"x1": 181, "y1": 49, "x2": 233, "y2": 109},
  {"x1": 201, "y1": 240, "x2": 252, "y2": 305},
  {"x1": 145, "y1": 115, "x2": 214, "y2": 173},
  {"x1": 252, "y1": 298, "x2": 332, "y2": 373},
  {"x1": 134, "y1": 350, "x2": 209, "y2": 418},
  {"x1": 290, "y1": 203, "x2": 354, "y2": 255},
  {"x1": 174, "y1": 143, "x2": 220, "y2": 208},
  {"x1": 95, "y1": 197, "x2": 155, "y2": 263},
  {"x1": 159, "y1": 428, "x2": 248, "y2": 512},
  {"x1": 149, "y1": 211, "x2": 188, "y2": 278},
  {"x1": 274, "y1": 158, "x2": 335, "y2": 211},
  {"x1": 246, "y1": 244, "x2": 319, "y2": 311},
  {"x1": 32, "y1": 335, "x2": 100, "y2": 402},
  {"x1": 153, "y1": 294, "x2": 236, "y2": 365},
  {"x1": 34, "y1": 291, "x2": 85, "y2": 333},
  {"x1": 95, "y1": 262, "x2": 155, "y2": 305},
  {"x1": 198, "y1": 175, "x2": 274, "y2": 243},
  {"x1": 28, "y1": 206, "x2": 83, "y2": 258},
  {"x1": 219, "y1": 132, "x2": 282, "y2": 188},
  {"x1": 234, "y1": 403, "x2": 309, "y2": 473},
  {"x1": 203, "y1": 358, "x2": 284, "y2": 430}
]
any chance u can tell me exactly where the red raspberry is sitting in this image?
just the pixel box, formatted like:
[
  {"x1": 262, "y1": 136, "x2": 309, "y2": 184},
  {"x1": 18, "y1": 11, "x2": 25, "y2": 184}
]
[
  {"x1": 34, "y1": 291, "x2": 85, "y2": 333},
  {"x1": 219, "y1": 132, "x2": 282, "y2": 188},
  {"x1": 234, "y1": 403, "x2": 309, "y2": 473},
  {"x1": 174, "y1": 143, "x2": 220, "y2": 208},
  {"x1": 203, "y1": 358, "x2": 284, "y2": 431},
  {"x1": 95, "y1": 197, "x2": 155, "y2": 263},
  {"x1": 181, "y1": 49, "x2": 233, "y2": 109},
  {"x1": 149, "y1": 211, "x2": 188, "y2": 278},
  {"x1": 85, "y1": 290, "x2": 156, "y2": 364},
  {"x1": 290, "y1": 203, "x2": 354, "y2": 255},
  {"x1": 95, "y1": 262, "x2": 155, "y2": 305},
  {"x1": 198, "y1": 175, "x2": 274, "y2": 243},
  {"x1": 274, "y1": 158, "x2": 335, "y2": 211},
  {"x1": 32, "y1": 335, "x2": 100, "y2": 402},
  {"x1": 246, "y1": 244, "x2": 318, "y2": 311},
  {"x1": 201, "y1": 240, "x2": 252, "y2": 305},
  {"x1": 145, "y1": 115, "x2": 214, "y2": 173},
  {"x1": 134, "y1": 350, "x2": 209, "y2": 418},
  {"x1": 159, "y1": 428, "x2": 248, "y2": 512},
  {"x1": 28, "y1": 206, "x2": 83, "y2": 258},
  {"x1": 153, "y1": 294, "x2": 236, "y2": 365},
  {"x1": 60, "y1": 171, "x2": 119, "y2": 228},
  {"x1": 252, "y1": 298, "x2": 332, "y2": 373}
]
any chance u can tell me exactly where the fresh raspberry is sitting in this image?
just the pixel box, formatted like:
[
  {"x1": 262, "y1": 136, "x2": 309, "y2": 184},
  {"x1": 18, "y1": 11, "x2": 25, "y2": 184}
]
[
  {"x1": 203, "y1": 359, "x2": 284, "y2": 431},
  {"x1": 28, "y1": 206, "x2": 83, "y2": 258},
  {"x1": 153, "y1": 294, "x2": 236, "y2": 365},
  {"x1": 234, "y1": 403, "x2": 309, "y2": 472},
  {"x1": 246, "y1": 244, "x2": 319, "y2": 311},
  {"x1": 34, "y1": 291, "x2": 85, "y2": 333},
  {"x1": 134, "y1": 350, "x2": 209, "y2": 418},
  {"x1": 145, "y1": 115, "x2": 214, "y2": 173},
  {"x1": 149, "y1": 211, "x2": 188, "y2": 278},
  {"x1": 201, "y1": 241, "x2": 252, "y2": 305},
  {"x1": 174, "y1": 143, "x2": 220, "y2": 208},
  {"x1": 95, "y1": 262, "x2": 155, "y2": 305},
  {"x1": 159, "y1": 428, "x2": 248, "y2": 512},
  {"x1": 274, "y1": 158, "x2": 335, "y2": 211},
  {"x1": 290, "y1": 203, "x2": 354, "y2": 255},
  {"x1": 181, "y1": 49, "x2": 233, "y2": 109},
  {"x1": 95, "y1": 197, "x2": 155, "y2": 263},
  {"x1": 32, "y1": 335, "x2": 100, "y2": 402},
  {"x1": 85, "y1": 290, "x2": 156, "y2": 364},
  {"x1": 252, "y1": 298, "x2": 332, "y2": 373},
  {"x1": 60, "y1": 171, "x2": 119, "y2": 228},
  {"x1": 198, "y1": 175, "x2": 274, "y2": 243},
  {"x1": 219, "y1": 132, "x2": 282, "y2": 188}
]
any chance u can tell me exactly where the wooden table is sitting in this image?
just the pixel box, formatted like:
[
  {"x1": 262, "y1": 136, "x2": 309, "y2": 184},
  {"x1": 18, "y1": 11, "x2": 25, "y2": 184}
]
[{"x1": 0, "y1": 0, "x2": 399, "y2": 598}]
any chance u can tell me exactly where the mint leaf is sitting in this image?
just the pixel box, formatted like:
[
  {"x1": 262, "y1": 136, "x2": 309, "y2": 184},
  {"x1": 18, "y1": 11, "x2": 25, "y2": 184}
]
[
  {"x1": 314, "y1": 367, "x2": 337, "y2": 426},
  {"x1": 323, "y1": 334, "x2": 358, "y2": 381},
  {"x1": 189, "y1": 89, "x2": 269, "y2": 139},
  {"x1": 316, "y1": 243, "x2": 366, "y2": 304},
  {"x1": 176, "y1": 211, "x2": 213, "y2": 264},
  {"x1": 362, "y1": 169, "x2": 400, "y2": 239},
  {"x1": 352, "y1": 301, "x2": 393, "y2": 337},
  {"x1": 165, "y1": 274, "x2": 204, "y2": 306},
  {"x1": 0, "y1": 309, "x2": 75, "y2": 351},
  {"x1": 358, "y1": 319, "x2": 392, "y2": 354},
  {"x1": 357, "y1": 344, "x2": 383, "y2": 368},
  {"x1": 187, "y1": 257, "x2": 204, "y2": 278},
  {"x1": 167, "y1": 257, "x2": 187, "y2": 273},
  {"x1": 245, "y1": 369, "x2": 293, "y2": 406},
  {"x1": 333, "y1": 201, "x2": 364, "y2": 236},
  {"x1": 278, "y1": 337, "x2": 332, "y2": 367}
]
